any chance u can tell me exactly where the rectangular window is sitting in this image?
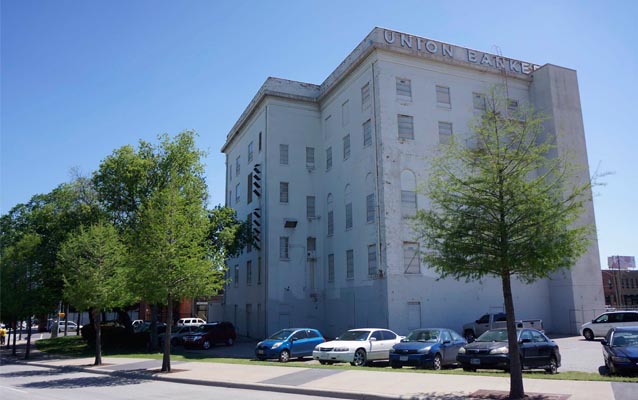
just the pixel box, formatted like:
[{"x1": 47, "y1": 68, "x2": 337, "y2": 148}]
[
  {"x1": 345, "y1": 203, "x2": 353, "y2": 230},
  {"x1": 402, "y1": 190, "x2": 417, "y2": 217},
  {"x1": 279, "y1": 237, "x2": 289, "y2": 259},
  {"x1": 403, "y1": 242, "x2": 420, "y2": 274},
  {"x1": 343, "y1": 134, "x2": 351, "y2": 160},
  {"x1": 398, "y1": 115, "x2": 414, "y2": 140},
  {"x1": 306, "y1": 196, "x2": 316, "y2": 219},
  {"x1": 473, "y1": 92, "x2": 486, "y2": 111},
  {"x1": 306, "y1": 147, "x2": 315, "y2": 168},
  {"x1": 396, "y1": 78, "x2": 412, "y2": 99},
  {"x1": 346, "y1": 249, "x2": 354, "y2": 279},
  {"x1": 280, "y1": 144, "x2": 289, "y2": 165},
  {"x1": 246, "y1": 260, "x2": 252, "y2": 285},
  {"x1": 326, "y1": 147, "x2": 332, "y2": 170},
  {"x1": 367, "y1": 244, "x2": 377, "y2": 275},
  {"x1": 366, "y1": 193, "x2": 375, "y2": 223},
  {"x1": 257, "y1": 257, "x2": 262, "y2": 285},
  {"x1": 247, "y1": 173, "x2": 253, "y2": 204},
  {"x1": 235, "y1": 156, "x2": 240, "y2": 175},
  {"x1": 235, "y1": 183, "x2": 240, "y2": 204},
  {"x1": 279, "y1": 182, "x2": 289, "y2": 203},
  {"x1": 328, "y1": 254, "x2": 335, "y2": 282},
  {"x1": 508, "y1": 99, "x2": 519, "y2": 113},
  {"x1": 438, "y1": 121, "x2": 453, "y2": 145},
  {"x1": 342, "y1": 100, "x2": 350, "y2": 126},
  {"x1": 436, "y1": 85, "x2": 451, "y2": 107},
  {"x1": 363, "y1": 119, "x2": 372, "y2": 147},
  {"x1": 247, "y1": 213, "x2": 252, "y2": 253},
  {"x1": 258, "y1": 131, "x2": 262, "y2": 152},
  {"x1": 361, "y1": 82, "x2": 370, "y2": 109},
  {"x1": 248, "y1": 141, "x2": 254, "y2": 163},
  {"x1": 234, "y1": 264, "x2": 239, "y2": 287},
  {"x1": 327, "y1": 210, "x2": 334, "y2": 236}
]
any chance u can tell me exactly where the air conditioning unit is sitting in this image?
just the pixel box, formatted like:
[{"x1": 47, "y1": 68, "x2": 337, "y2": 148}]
[{"x1": 307, "y1": 250, "x2": 316, "y2": 260}]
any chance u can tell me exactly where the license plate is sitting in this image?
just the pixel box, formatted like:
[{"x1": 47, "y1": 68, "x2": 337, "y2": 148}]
[
  {"x1": 258, "y1": 350, "x2": 264, "y2": 355},
  {"x1": 400, "y1": 356, "x2": 408, "y2": 361},
  {"x1": 470, "y1": 358, "x2": 481, "y2": 365}
]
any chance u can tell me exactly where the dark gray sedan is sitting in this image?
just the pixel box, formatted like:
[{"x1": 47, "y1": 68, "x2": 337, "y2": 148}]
[{"x1": 457, "y1": 328, "x2": 560, "y2": 373}]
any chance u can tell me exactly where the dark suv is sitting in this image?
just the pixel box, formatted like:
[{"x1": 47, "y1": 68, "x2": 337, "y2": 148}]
[{"x1": 182, "y1": 322, "x2": 236, "y2": 349}]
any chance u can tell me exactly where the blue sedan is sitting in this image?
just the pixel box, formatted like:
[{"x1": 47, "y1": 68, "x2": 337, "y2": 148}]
[
  {"x1": 602, "y1": 326, "x2": 638, "y2": 375},
  {"x1": 255, "y1": 328, "x2": 325, "y2": 362},
  {"x1": 390, "y1": 328, "x2": 466, "y2": 370}
]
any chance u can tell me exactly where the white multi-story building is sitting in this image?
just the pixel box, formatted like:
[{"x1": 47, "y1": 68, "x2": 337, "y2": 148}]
[{"x1": 220, "y1": 27, "x2": 603, "y2": 338}]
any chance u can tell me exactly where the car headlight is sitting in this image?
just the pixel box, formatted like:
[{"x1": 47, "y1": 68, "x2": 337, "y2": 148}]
[
  {"x1": 272, "y1": 342, "x2": 282, "y2": 349},
  {"x1": 490, "y1": 346, "x2": 509, "y2": 355},
  {"x1": 417, "y1": 346, "x2": 432, "y2": 354},
  {"x1": 458, "y1": 347, "x2": 466, "y2": 354},
  {"x1": 333, "y1": 347, "x2": 349, "y2": 352},
  {"x1": 612, "y1": 356, "x2": 631, "y2": 363},
  {"x1": 314, "y1": 345, "x2": 320, "y2": 351}
]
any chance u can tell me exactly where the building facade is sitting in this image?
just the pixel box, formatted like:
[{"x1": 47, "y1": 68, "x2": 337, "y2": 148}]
[
  {"x1": 220, "y1": 28, "x2": 604, "y2": 338},
  {"x1": 602, "y1": 269, "x2": 638, "y2": 307}
]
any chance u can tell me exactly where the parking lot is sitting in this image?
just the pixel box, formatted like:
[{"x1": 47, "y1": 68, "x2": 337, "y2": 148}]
[{"x1": 178, "y1": 334, "x2": 606, "y2": 374}]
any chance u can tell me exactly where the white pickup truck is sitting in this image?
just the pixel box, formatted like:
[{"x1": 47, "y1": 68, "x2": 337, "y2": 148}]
[{"x1": 462, "y1": 312, "x2": 544, "y2": 342}]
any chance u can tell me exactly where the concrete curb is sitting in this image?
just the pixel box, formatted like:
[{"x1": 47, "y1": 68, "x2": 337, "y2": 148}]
[{"x1": 4, "y1": 358, "x2": 402, "y2": 400}]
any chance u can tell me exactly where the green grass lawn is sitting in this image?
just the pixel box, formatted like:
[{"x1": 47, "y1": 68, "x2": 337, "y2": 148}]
[{"x1": 36, "y1": 336, "x2": 638, "y2": 383}]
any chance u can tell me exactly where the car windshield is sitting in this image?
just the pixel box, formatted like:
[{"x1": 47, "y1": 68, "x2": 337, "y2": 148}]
[
  {"x1": 405, "y1": 329, "x2": 440, "y2": 342},
  {"x1": 612, "y1": 333, "x2": 638, "y2": 347},
  {"x1": 337, "y1": 330, "x2": 370, "y2": 341},
  {"x1": 268, "y1": 329, "x2": 295, "y2": 340},
  {"x1": 475, "y1": 330, "x2": 510, "y2": 342},
  {"x1": 195, "y1": 324, "x2": 216, "y2": 333}
]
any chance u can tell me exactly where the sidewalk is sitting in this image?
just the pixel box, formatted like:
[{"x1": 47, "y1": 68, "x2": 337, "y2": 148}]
[{"x1": 0, "y1": 343, "x2": 625, "y2": 400}]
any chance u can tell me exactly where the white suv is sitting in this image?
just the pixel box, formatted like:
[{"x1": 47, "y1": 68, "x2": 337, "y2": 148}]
[
  {"x1": 581, "y1": 311, "x2": 638, "y2": 340},
  {"x1": 176, "y1": 318, "x2": 206, "y2": 327}
]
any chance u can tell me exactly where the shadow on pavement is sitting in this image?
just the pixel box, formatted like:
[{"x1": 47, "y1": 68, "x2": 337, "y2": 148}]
[
  {"x1": 19, "y1": 375, "x2": 144, "y2": 389},
  {"x1": 0, "y1": 368, "x2": 72, "y2": 378}
]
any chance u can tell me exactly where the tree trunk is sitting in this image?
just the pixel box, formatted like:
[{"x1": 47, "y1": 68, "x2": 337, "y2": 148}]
[
  {"x1": 149, "y1": 304, "x2": 158, "y2": 352},
  {"x1": 64, "y1": 304, "x2": 70, "y2": 336},
  {"x1": 11, "y1": 320, "x2": 17, "y2": 356},
  {"x1": 77, "y1": 311, "x2": 82, "y2": 336},
  {"x1": 92, "y1": 308, "x2": 102, "y2": 366},
  {"x1": 502, "y1": 271, "x2": 524, "y2": 399},
  {"x1": 24, "y1": 316, "x2": 32, "y2": 359},
  {"x1": 161, "y1": 294, "x2": 173, "y2": 372}
]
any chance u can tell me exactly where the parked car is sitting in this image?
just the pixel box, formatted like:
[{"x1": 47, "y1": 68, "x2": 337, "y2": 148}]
[
  {"x1": 256, "y1": 328, "x2": 325, "y2": 362},
  {"x1": 581, "y1": 311, "x2": 638, "y2": 340},
  {"x1": 159, "y1": 325, "x2": 200, "y2": 346},
  {"x1": 601, "y1": 326, "x2": 638, "y2": 375},
  {"x1": 182, "y1": 322, "x2": 236, "y2": 349},
  {"x1": 389, "y1": 328, "x2": 466, "y2": 370},
  {"x1": 312, "y1": 328, "x2": 403, "y2": 366},
  {"x1": 457, "y1": 328, "x2": 560, "y2": 374},
  {"x1": 462, "y1": 312, "x2": 544, "y2": 342},
  {"x1": 52, "y1": 321, "x2": 81, "y2": 333},
  {"x1": 176, "y1": 317, "x2": 206, "y2": 327}
]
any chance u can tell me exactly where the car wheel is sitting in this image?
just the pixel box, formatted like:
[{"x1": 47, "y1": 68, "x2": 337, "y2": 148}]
[
  {"x1": 226, "y1": 337, "x2": 234, "y2": 346},
  {"x1": 464, "y1": 330, "x2": 475, "y2": 343},
  {"x1": 279, "y1": 349, "x2": 290, "y2": 363},
  {"x1": 583, "y1": 329, "x2": 594, "y2": 341},
  {"x1": 257, "y1": 357, "x2": 266, "y2": 361},
  {"x1": 350, "y1": 349, "x2": 367, "y2": 367},
  {"x1": 202, "y1": 340, "x2": 211, "y2": 350},
  {"x1": 545, "y1": 356, "x2": 558, "y2": 374},
  {"x1": 433, "y1": 354, "x2": 442, "y2": 371},
  {"x1": 391, "y1": 362, "x2": 402, "y2": 369},
  {"x1": 319, "y1": 361, "x2": 328, "y2": 365}
]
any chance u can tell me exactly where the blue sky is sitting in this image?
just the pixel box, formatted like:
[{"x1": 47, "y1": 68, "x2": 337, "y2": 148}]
[{"x1": 2, "y1": 0, "x2": 636, "y2": 268}]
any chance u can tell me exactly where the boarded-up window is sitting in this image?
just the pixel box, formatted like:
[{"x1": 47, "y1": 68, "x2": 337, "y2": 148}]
[
  {"x1": 403, "y1": 242, "x2": 420, "y2": 274},
  {"x1": 346, "y1": 249, "x2": 354, "y2": 279},
  {"x1": 398, "y1": 115, "x2": 414, "y2": 140},
  {"x1": 279, "y1": 237, "x2": 289, "y2": 259},
  {"x1": 438, "y1": 121, "x2": 453, "y2": 145},
  {"x1": 327, "y1": 210, "x2": 334, "y2": 236},
  {"x1": 396, "y1": 78, "x2": 412, "y2": 99},
  {"x1": 306, "y1": 196, "x2": 316, "y2": 219},
  {"x1": 363, "y1": 119, "x2": 372, "y2": 147},
  {"x1": 280, "y1": 182, "x2": 289, "y2": 203},
  {"x1": 306, "y1": 147, "x2": 315, "y2": 167},
  {"x1": 367, "y1": 244, "x2": 377, "y2": 275},
  {"x1": 343, "y1": 134, "x2": 351, "y2": 160},
  {"x1": 436, "y1": 85, "x2": 451, "y2": 106},
  {"x1": 345, "y1": 203, "x2": 353, "y2": 229},
  {"x1": 366, "y1": 193, "x2": 375, "y2": 223},
  {"x1": 361, "y1": 82, "x2": 370, "y2": 109},
  {"x1": 326, "y1": 147, "x2": 332, "y2": 170},
  {"x1": 280, "y1": 144, "x2": 289, "y2": 165}
]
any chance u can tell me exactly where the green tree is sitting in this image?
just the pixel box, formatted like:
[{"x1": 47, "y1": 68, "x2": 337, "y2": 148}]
[
  {"x1": 58, "y1": 222, "x2": 127, "y2": 365},
  {"x1": 208, "y1": 205, "x2": 253, "y2": 259},
  {"x1": 412, "y1": 89, "x2": 593, "y2": 399}
]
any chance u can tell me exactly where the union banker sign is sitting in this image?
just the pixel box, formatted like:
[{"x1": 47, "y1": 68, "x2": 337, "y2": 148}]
[{"x1": 381, "y1": 29, "x2": 539, "y2": 75}]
